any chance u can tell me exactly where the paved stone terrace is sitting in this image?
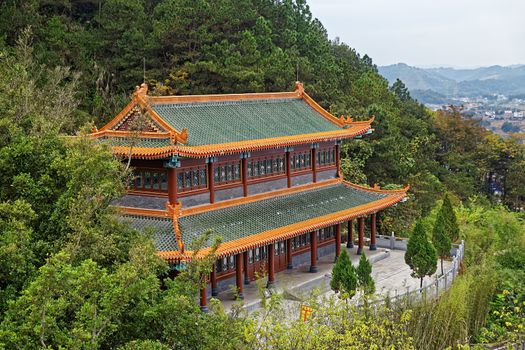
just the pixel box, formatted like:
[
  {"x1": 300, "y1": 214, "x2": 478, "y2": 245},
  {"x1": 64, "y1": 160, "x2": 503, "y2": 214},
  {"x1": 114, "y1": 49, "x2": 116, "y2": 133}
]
[{"x1": 217, "y1": 246, "x2": 451, "y2": 312}]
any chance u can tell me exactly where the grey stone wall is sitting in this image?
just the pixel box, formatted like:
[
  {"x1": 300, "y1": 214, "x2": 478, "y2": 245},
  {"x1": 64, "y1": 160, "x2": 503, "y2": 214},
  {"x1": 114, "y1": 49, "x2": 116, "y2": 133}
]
[
  {"x1": 317, "y1": 168, "x2": 337, "y2": 181},
  {"x1": 248, "y1": 178, "x2": 288, "y2": 195},
  {"x1": 215, "y1": 186, "x2": 243, "y2": 202},
  {"x1": 112, "y1": 194, "x2": 167, "y2": 210},
  {"x1": 179, "y1": 192, "x2": 210, "y2": 207},
  {"x1": 292, "y1": 173, "x2": 313, "y2": 186}
]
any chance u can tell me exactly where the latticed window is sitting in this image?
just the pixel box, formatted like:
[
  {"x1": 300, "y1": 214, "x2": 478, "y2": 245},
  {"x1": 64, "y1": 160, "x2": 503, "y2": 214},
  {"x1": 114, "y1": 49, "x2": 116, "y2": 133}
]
[
  {"x1": 132, "y1": 168, "x2": 168, "y2": 193},
  {"x1": 290, "y1": 151, "x2": 311, "y2": 172},
  {"x1": 316, "y1": 147, "x2": 336, "y2": 167},
  {"x1": 175, "y1": 166, "x2": 207, "y2": 192},
  {"x1": 247, "y1": 155, "x2": 286, "y2": 179},
  {"x1": 214, "y1": 161, "x2": 241, "y2": 185}
]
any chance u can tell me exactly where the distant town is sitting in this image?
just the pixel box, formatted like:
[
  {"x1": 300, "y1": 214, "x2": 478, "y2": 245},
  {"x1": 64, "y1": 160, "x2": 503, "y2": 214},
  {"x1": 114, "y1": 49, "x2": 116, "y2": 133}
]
[{"x1": 427, "y1": 95, "x2": 525, "y2": 140}]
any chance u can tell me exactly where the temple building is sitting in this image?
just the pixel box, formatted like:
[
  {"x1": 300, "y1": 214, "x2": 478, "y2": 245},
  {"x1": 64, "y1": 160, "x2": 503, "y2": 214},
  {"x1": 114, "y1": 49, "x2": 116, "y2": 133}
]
[{"x1": 91, "y1": 82, "x2": 408, "y2": 311}]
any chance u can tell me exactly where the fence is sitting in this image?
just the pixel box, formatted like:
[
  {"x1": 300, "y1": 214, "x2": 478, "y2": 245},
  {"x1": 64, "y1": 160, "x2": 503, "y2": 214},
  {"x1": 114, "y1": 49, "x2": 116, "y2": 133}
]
[{"x1": 383, "y1": 240, "x2": 465, "y2": 304}]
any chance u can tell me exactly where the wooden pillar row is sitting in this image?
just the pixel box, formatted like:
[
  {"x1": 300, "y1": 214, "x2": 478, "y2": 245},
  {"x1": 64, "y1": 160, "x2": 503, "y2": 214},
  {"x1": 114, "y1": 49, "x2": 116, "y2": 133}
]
[
  {"x1": 285, "y1": 150, "x2": 291, "y2": 188},
  {"x1": 267, "y1": 243, "x2": 275, "y2": 286},
  {"x1": 167, "y1": 167, "x2": 178, "y2": 205},
  {"x1": 235, "y1": 253, "x2": 244, "y2": 299},
  {"x1": 335, "y1": 223, "x2": 341, "y2": 259},
  {"x1": 200, "y1": 285, "x2": 208, "y2": 312},
  {"x1": 211, "y1": 263, "x2": 218, "y2": 297},
  {"x1": 243, "y1": 251, "x2": 250, "y2": 285},
  {"x1": 310, "y1": 231, "x2": 318, "y2": 273},
  {"x1": 208, "y1": 159, "x2": 215, "y2": 204},
  {"x1": 286, "y1": 238, "x2": 293, "y2": 269},
  {"x1": 370, "y1": 213, "x2": 377, "y2": 251},
  {"x1": 311, "y1": 146, "x2": 317, "y2": 183},
  {"x1": 357, "y1": 217, "x2": 365, "y2": 255},
  {"x1": 241, "y1": 156, "x2": 248, "y2": 197},
  {"x1": 347, "y1": 219, "x2": 354, "y2": 248}
]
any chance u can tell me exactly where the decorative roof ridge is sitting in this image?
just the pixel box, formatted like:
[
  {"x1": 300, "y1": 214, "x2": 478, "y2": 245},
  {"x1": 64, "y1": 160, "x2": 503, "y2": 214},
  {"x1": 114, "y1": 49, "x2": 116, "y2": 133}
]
[
  {"x1": 91, "y1": 129, "x2": 174, "y2": 139},
  {"x1": 167, "y1": 202, "x2": 185, "y2": 253},
  {"x1": 342, "y1": 180, "x2": 410, "y2": 194},
  {"x1": 157, "y1": 188, "x2": 407, "y2": 261},
  {"x1": 93, "y1": 83, "x2": 188, "y2": 145},
  {"x1": 149, "y1": 91, "x2": 300, "y2": 105},
  {"x1": 172, "y1": 125, "x2": 372, "y2": 157},
  {"x1": 181, "y1": 178, "x2": 342, "y2": 217}
]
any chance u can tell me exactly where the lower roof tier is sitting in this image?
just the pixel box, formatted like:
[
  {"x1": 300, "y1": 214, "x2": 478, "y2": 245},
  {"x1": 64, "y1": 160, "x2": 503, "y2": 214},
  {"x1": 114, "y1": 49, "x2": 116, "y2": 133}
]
[{"x1": 122, "y1": 181, "x2": 407, "y2": 261}]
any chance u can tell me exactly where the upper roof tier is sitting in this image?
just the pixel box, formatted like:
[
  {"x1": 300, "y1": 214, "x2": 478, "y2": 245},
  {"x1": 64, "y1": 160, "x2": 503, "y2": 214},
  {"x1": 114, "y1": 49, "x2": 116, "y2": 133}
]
[{"x1": 91, "y1": 82, "x2": 374, "y2": 158}]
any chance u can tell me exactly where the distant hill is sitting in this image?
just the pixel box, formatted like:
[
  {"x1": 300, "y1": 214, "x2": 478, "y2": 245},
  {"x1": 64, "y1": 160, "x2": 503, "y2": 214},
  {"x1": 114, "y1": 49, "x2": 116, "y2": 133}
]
[{"x1": 378, "y1": 63, "x2": 525, "y2": 104}]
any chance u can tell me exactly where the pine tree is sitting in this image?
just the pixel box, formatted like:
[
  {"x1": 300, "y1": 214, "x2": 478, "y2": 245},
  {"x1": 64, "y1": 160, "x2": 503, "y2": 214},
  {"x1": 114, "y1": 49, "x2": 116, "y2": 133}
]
[
  {"x1": 331, "y1": 249, "x2": 357, "y2": 298},
  {"x1": 356, "y1": 252, "x2": 375, "y2": 295},
  {"x1": 441, "y1": 194, "x2": 460, "y2": 242},
  {"x1": 405, "y1": 220, "x2": 438, "y2": 288},
  {"x1": 432, "y1": 210, "x2": 451, "y2": 275}
]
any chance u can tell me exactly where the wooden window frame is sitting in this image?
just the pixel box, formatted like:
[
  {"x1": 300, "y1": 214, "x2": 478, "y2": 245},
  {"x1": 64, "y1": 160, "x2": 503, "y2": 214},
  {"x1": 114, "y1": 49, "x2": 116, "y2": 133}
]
[
  {"x1": 214, "y1": 161, "x2": 242, "y2": 187},
  {"x1": 290, "y1": 151, "x2": 312, "y2": 173},
  {"x1": 176, "y1": 165, "x2": 208, "y2": 194},
  {"x1": 316, "y1": 147, "x2": 337, "y2": 169},
  {"x1": 247, "y1": 155, "x2": 286, "y2": 180},
  {"x1": 131, "y1": 168, "x2": 168, "y2": 193}
]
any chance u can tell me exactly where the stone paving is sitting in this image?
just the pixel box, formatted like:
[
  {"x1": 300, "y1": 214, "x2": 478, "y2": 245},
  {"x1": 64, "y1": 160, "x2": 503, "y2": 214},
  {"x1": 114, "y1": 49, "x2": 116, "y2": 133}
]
[{"x1": 216, "y1": 245, "x2": 452, "y2": 312}]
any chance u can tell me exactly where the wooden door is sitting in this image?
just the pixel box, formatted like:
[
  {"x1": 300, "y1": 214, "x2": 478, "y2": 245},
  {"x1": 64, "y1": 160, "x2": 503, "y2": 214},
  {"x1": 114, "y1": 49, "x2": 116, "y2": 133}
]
[{"x1": 247, "y1": 246, "x2": 268, "y2": 281}]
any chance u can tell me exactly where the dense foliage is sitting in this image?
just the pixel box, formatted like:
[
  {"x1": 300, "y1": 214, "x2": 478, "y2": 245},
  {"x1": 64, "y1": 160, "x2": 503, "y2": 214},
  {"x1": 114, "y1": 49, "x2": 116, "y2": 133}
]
[{"x1": 0, "y1": 0, "x2": 524, "y2": 349}]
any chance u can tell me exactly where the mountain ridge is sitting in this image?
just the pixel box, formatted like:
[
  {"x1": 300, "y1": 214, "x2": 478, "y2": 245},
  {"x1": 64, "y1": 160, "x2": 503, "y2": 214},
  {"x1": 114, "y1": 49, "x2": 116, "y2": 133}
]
[{"x1": 379, "y1": 63, "x2": 525, "y2": 103}]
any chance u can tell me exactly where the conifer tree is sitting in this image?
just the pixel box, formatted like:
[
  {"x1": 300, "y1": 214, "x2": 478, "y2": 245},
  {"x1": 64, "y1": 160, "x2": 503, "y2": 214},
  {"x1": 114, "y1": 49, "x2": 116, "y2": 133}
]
[
  {"x1": 330, "y1": 249, "x2": 357, "y2": 298},
  {"x1": 405, "y1": 221, "x2": 438, "y2": 288},
  {"x1": 356, "y1": 252, "x2": 375, "y2": 295},
  {"x1": 432, "y1": 210, "x2": 451, "y2": 275},
  {"x1": 441, "y1": 194, "x2": 460, "y2": 242}
]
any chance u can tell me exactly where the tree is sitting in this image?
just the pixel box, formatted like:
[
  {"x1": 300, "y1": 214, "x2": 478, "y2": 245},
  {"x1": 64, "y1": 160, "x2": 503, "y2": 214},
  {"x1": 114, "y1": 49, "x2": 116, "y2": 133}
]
[
  {"x1": 356, "y1": 252, "x2": 375, "y2": 295},
  {"x1": 405, "y1": 220, "x2": 438, "y2": 288},
  {"x1": 433, "y1": 203, "x2": 452, "y2": 276},
  {"x1": 330, "y1": 249, "x2": 358, "y2": 297},
  {"x1": 440, "y1": 194, "x2": 460, "y2": 242}
]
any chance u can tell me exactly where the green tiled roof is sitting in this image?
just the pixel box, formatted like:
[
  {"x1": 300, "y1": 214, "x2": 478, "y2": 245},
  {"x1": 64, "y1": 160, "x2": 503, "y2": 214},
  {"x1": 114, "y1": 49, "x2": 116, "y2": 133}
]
[
  {"x1": 178, "y1": 184, "x2": 386, "y2": 249},
  {"x1": 152, "y1": 98, "x2": 341, "y2": 146},
  {"x1": 122, "y1": 215, "x2": 179, "y2": 251},
  {"x1": 99, "y1": 136, "x2": 172, "y2": 148}
]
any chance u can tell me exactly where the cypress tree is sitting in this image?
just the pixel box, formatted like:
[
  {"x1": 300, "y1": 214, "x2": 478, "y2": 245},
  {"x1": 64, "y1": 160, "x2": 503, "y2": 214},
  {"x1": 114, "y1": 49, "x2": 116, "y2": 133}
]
[
  {"x1": 432, "y1": 210, "x2": 451, "y2": 275},
  {"x1": 330, "y1": 249, "x2": 357, "y2": 298},
  {"x1": 405, "y1": 220, "x2": 438, "y2": 288},
  {"x1": 356, "y1": 252, "x2": 375, "y2": 295},
  {"x1": 441, "y1": 194, "x2": 460, "y2": 242}
]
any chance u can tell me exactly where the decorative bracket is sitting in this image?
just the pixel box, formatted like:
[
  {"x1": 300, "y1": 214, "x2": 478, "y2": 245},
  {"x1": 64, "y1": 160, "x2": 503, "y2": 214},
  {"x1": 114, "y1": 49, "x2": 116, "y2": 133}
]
[{"x1": 164, "y1": 155, "x2": 181, "y2": 168}]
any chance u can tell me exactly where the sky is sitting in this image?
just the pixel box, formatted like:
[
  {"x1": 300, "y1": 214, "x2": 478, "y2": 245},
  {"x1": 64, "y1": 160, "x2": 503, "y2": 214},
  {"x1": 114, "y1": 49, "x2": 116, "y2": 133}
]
[{"x1": 307, "y1": 0, "x2": 525, "y2": 68}]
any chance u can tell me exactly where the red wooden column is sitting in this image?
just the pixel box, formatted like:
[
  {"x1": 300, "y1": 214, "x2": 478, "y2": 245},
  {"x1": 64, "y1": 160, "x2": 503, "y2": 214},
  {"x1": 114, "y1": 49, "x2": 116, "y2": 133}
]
[
  {"x1": 200, "y1": 285, "x2": 208, "y2": 312},
  {"x1": 285, "y1": 150, "x2": 292, "y2": 188},
  {"x1": 208, "y1": 159, "x2": 215, "y2": 204},
  {"x1": 286, "y1": 238, "x2": 293, "y2": 269},
  {"x1": 310, "y1": 231, "x2": 318, "y2": 273},
  {"x1": 347, "y1": 219, "x2": 354, "y2": 248},
  {"x1": 211, "y1": 263, "x2": 218, "y2": 297},
  {"x1": 267, "y1": 244, "x2": 275, "y2": 286},
  {"x1": 235, "y1": 253, "x2": 244, "y2": 299},
  {"x1": 311, "y1": 146, "x2": 317, "y2": 183},
  {"x1": 167, "y1": 167, "x2": 177, "y2": 205},
  {"x1": 243, "y1": 251, "x2": 250, "y2": 285},
  {"x1": 335, "y1": 223, "x2": 341, "y2": 259},
  {"x1": 370, "y1": 213, "x2": 377, "y2": 250},
  {"x1": 241, "y1": 156, "x2": 248, "y2": 197},
  {"x1": 357, "y1": 217, "x2": 365, "y2": 255},
  {"x1": 335, "y1": 143, "x2": 341, "y2": 178}
]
